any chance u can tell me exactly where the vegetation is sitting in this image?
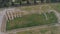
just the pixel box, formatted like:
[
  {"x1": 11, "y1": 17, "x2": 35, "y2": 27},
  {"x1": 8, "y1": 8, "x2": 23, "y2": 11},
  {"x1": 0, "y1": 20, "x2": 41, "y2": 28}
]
[
  {"x1": 6, "y1": 12, "x2": 58, "y2": 30},
  {"x1": 0, "y1": 0, "x2": 60, "y2": 7},
  {"x1": 20, "y1": 5, "x2": 40, "y2": 11},
  {"x1": 20, "y1": 5, "x2": 51, "y2": 12},
  {"x1": 51, "y1": 3, "x2": 60, "y2": 12}
]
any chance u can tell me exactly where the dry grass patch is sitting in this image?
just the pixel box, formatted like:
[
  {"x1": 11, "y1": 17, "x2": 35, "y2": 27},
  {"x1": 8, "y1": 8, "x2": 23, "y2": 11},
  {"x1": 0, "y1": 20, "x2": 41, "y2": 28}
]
[
  {"x1": 19, "y1": 5, "x2": 51, "y2": 12},
  {"x1": 50, "y1": 3, "x2": 60, "y2": 12},
  {"x1": 20, "y1": 5, "x2": 40, "y2": 11}
]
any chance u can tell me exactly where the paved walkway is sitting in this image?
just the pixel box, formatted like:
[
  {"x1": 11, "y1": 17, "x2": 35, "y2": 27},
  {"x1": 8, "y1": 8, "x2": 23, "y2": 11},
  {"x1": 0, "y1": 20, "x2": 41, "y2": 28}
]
[
  {"x1": 0, "y1": 11, "x2": 6, "y2": 34},
  {"x1": 0, "y1": 8, "x2": 16, "y2": 34}
]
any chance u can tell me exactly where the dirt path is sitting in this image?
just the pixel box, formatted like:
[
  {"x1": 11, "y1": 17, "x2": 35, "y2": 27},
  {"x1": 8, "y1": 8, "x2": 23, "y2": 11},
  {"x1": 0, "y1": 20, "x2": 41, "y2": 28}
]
[{"x1": 7, "y1": 25, "x2": 49, "y2": 33}]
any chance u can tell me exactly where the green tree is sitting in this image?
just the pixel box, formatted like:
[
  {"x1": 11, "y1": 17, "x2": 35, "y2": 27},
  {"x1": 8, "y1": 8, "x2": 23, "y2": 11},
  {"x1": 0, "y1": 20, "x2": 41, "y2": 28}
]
[
  {"x1": 0, "y1": 0, "x2": 10, "y2": 7},
  {"x1": 26, "y1": 0, "x2": 30, "y2": 4},
  {"x1": 41, "y1": 0, "x2": 44, "y2": 3},
  {"x1": 34, "y1": 0, "x2": 37, "y2": 4}
]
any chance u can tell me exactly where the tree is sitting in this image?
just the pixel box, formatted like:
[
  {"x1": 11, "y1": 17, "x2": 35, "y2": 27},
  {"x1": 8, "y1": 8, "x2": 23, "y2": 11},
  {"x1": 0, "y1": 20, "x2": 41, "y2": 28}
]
[
  {"x1": 34, "y1": 0, "x2": 37, "y2": 4},
  {"x1": 20, "y1": 0, "x2": 22, "y2": 5},
  {"x1": 51, "y1": 0, "x2": 57, "y2": 3},
  {"x1": 41, "y1": 0, "x2": 44, "y2": 3},
  {"x1": 26, "y1": 0, "x2": 30, "y2": 4},
  {"x1": 0, "y1": 0, "x2": 10, "y2": 7},
  {"x1": 46, "y1": 0, "x2": 51, "y2": 3}
]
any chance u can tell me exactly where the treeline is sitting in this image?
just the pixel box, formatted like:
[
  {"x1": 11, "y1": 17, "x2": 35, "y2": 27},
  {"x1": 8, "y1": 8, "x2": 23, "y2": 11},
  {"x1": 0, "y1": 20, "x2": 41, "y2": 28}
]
[
  {"x1": 0, "y1": 0, "x2": 10, "y2": 7},
  {"x1": 0, "y1": 0, "x2": 60, "y2": 8}
]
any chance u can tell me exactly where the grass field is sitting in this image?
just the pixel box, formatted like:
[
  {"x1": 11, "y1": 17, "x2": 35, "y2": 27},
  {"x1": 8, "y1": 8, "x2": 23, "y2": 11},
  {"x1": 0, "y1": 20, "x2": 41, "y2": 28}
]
[{"x1": 6, "y1": 12, "x2": 58, "y2": 30}]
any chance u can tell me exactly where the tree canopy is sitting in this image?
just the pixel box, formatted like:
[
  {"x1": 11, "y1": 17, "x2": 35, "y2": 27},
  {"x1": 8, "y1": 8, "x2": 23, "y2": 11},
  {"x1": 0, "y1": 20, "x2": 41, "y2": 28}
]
[{"x1": 0, "y1": 0, "x2": 60, "y2": 8}]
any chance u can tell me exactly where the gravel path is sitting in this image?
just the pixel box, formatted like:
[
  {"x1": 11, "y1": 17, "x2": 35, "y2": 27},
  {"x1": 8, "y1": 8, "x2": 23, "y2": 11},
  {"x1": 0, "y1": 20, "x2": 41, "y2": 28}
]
[
  {"x1": 0, "y1": 10, "x2": 6, "y2": 34},
  {"x1": 0, "y1": 8, "x2": 16, "y2": 34},
  {"x1": 0, "y1": 8, "x2": 15, "y2": 34}
]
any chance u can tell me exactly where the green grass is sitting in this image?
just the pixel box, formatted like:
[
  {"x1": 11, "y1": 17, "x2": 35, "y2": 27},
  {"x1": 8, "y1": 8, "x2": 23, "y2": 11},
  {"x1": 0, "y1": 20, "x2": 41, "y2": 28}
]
[
  {"x1": 46, "y1": 12, "x2": 58, "y2": 23},
  {"x1": 6, "y1": 12, "x2": 58, "y2": 30}
]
